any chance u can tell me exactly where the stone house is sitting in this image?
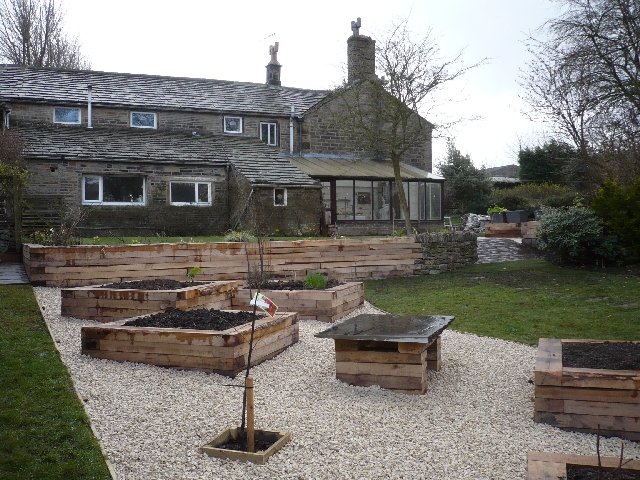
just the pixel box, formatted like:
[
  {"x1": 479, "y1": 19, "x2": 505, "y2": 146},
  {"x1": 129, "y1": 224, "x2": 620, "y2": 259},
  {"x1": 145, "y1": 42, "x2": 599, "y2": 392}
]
[{"x1": 0, "y1": 20, "x2": 443, "y2": 237}]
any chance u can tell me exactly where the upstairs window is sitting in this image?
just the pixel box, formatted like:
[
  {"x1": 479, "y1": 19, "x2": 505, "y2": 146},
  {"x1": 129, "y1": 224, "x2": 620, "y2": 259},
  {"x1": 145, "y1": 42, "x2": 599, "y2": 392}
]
[
  {"x1": 54, "y1": 107, "x2": 81, "y2": 124},
  {"x1": 224, "y1": 116, "x2": 243, "y2": 133},
  {"x1": 260, "y1": 122, "x2": 277, "y2": 146},
  {"x1": 130, "y1": 112, "x2": 157, "y2": 129},
  {"x1": 274, "y1": 188, "x2": 287, "y2": 206},
  {"x1": 170, "y1": 182, "x2": 211, "y2": 206},
  {"x1": 83, "y1": 175, "x2": 145, "y2": 205}
]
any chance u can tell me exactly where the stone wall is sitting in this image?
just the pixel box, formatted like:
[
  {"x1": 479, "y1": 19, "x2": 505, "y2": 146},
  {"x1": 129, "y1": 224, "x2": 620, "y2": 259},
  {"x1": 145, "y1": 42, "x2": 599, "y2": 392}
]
[{"x1": 414, "y1": 232, "x2": 478, "y2": 274}]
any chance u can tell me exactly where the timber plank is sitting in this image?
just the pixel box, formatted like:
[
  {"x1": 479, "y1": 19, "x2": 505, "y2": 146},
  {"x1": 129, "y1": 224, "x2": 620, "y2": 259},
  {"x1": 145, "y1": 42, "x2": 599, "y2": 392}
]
[
  {"x1": 534, "y1": 338, "x2": 562, "y2": 386},
  {"x1": 336, "y1": 372, "x2": 425, "y2": 391},
  {"x1": 335, "y1": 360, "x2": 425, "y2": 378},
  {"x1": 535, "y1": 385, "x2": 640, "y2": 404},
  {"x1": 534, "y1": 411, "x2": 640, "y2": 433}
]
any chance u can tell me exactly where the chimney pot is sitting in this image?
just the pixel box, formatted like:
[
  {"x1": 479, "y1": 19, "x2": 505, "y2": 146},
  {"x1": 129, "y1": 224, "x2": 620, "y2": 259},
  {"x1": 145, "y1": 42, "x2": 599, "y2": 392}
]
[{"x1": 266, "y1": 42, "x2": 282, "y2": 86}]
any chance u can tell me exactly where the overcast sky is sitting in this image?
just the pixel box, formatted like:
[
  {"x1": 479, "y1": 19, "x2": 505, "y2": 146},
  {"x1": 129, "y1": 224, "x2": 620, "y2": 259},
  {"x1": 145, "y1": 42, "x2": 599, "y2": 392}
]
[{"x1": 62, "y1": 0, "x2": 561, "y2": 169}]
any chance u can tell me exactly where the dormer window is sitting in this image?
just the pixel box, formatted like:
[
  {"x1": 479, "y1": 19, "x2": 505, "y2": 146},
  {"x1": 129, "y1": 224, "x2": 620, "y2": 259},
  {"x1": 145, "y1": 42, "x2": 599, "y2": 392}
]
[
  {"x1": 53, "y1": 107, "x2": 81, "y2": 124},
  {"x1": 224, "y1": 116, "x2": 243, "y2": 133},
  {"x1": 130, "y1": 112, "x2": 157, "y2": 129}
]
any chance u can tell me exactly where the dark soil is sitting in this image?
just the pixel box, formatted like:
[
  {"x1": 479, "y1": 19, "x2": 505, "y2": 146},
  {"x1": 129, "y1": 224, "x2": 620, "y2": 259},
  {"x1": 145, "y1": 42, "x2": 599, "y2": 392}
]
[
  {"x1": 562, "y1": 341, "x2": 640, "y2": 370},
  {"x1": 123, "y1": 309, "x2": 264, "y2": 330},
  {"x1": 567, "y1": 465, "x2": 640, "y2": 479},
  {"x1": 102, "y1": 279, "x2": 203, "y2": 290},
  {"x1": 217, "y1": 430, "x2": 280, "y2": 453},
  {"x1": 250, "y1": 279, "x2": 343, "y2": 290}
]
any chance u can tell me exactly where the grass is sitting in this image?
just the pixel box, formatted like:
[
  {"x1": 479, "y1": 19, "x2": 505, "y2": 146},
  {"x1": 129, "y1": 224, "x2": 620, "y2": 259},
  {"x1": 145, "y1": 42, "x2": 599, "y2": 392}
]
[
  {"x1": 0, "y1": 285, "x2": 111, "y2": 479},
  {"x1": 365, "y1": 260, "x2": 640, "y2": 345}
]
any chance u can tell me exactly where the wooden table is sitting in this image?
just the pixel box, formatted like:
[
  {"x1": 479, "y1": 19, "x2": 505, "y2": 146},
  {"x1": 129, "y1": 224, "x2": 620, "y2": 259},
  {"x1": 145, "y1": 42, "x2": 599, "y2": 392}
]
[{"x1": 316, "y1": 314, "x2": 455, "y2": 394}]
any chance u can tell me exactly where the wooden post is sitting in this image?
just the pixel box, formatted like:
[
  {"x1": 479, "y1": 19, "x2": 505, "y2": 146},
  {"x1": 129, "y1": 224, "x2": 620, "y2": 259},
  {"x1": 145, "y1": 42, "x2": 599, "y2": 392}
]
[{"x1": 246, "y1": 376, "x2": 255, "y2": 453}]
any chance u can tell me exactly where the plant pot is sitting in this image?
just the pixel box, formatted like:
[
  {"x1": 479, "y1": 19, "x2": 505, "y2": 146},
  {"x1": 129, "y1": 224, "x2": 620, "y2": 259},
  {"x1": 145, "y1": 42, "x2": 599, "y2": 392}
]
[
  {"x1": 200, "y1": 427, "x2": 291, "y2": 465},
  {"x1": 505, "y1": 210, "x2": 528, "y2": 223},
  {"x1": 527, "y1": 452, "x2": 640, "y2": 479},
  {"x1": 490, "y1": 212, "x2": 506, "y2": 223}
]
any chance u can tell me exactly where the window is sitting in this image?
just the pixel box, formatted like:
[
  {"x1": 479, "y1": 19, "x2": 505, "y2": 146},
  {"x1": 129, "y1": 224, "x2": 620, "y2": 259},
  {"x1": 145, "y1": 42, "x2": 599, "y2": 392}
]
[
  {"x1": 224, "y1": 116, "x2": 243, "y2": 133},
  {"x1": 170, "y1": 182, "x2": 211, "y2": 206},
  {"x1": 130, "y1": 112, "x2": 157, "y2": 129},
  {"x1": 54, "y1": 107, "x2": 81, "y2": 124},
  {"x1": 83, "y1": 176, "x2": 145, "y2": 205},
  {"x1": 260, "y1": 122, "x2": 277, "y2": 145},
  {"x1": 274, "y1": 188, "x2": 287, "y2": 206}
]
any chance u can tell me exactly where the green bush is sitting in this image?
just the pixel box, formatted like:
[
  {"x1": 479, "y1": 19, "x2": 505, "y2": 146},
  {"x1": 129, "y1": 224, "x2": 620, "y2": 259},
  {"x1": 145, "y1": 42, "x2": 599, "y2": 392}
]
[
  {"x1": 223, "y1": 229, "x2": 257, "y2": 242},
  {"x1": 591, "y1": 179, "x2": 640, "y2": 262},
  {"x1": 536, "y1": 206, "x2": 623, "y2": 265},
  {"x1": 304, "y1": 272, "x2": 328, "y2": 289},
  {"x1": 497, "y1": 195, "x2": 531, "y2": 212},
  {"x1": 494, "y1": 183, "x2": 576, "y2": 212}
]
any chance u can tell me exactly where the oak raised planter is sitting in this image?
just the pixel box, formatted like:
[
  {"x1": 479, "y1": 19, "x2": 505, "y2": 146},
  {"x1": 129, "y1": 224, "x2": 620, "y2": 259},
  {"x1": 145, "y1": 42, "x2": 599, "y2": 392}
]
[
  {"x1": 534, "y1": 338, "x2": 640, "y2": 441},
  {"x1": 62, "y1": 281, "x2": 237, "y2": 322},
  {"x1": 80, "y1": 311, "x2": 298, "y2": 377},
  {"x1": 231, "y1": 282, "x2": 364, "y2": 323},
  {"x1": 527, "y1": 451, "x2": 640, "y2": 479}
]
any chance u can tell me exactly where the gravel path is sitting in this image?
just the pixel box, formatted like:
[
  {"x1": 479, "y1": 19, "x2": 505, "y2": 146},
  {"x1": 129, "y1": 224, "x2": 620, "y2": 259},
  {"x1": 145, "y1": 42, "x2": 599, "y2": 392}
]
[{"x1": 35, "y1": 287, "x2": 640, "y2": 479}]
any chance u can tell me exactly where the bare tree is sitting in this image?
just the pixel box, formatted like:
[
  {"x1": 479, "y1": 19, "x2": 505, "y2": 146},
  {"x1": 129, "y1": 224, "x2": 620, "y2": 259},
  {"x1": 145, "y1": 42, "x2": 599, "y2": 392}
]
[
  {"x1": 520, "y1": 0, "x2": 640, "y2": 186},
  {"x1": 330, "y1": 18, "x2": 485, "y2": 234},
  {"x1": 0, "y1": 0, "x2": 90, "y2": 69}
]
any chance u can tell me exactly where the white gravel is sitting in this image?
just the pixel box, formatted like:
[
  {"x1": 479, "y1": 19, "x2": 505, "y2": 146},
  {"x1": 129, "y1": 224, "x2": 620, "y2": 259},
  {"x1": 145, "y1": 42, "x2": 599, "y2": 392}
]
[{"x1": 35, "y1": 287, "x2": 640, "y2": 479}]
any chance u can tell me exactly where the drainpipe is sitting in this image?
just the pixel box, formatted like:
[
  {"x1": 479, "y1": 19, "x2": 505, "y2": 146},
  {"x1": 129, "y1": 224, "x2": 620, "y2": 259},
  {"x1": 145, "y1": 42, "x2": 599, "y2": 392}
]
[
  {"x1": 289, "y1": 105, "x2": 294, "y2": 155},
  {"x1": 87, "y1": 85, "x2": 93, "y2": 129}
]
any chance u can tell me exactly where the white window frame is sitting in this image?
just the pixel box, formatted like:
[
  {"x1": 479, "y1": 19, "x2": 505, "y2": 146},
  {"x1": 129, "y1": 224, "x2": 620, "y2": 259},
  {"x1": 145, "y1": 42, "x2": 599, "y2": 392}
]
[
  {"x1": 169, "y1": 181, "x2": 212, "y2": 206},
  {"x1": 223, "y1": 116, "x2": 243, "y2": 133},
  {"x1": 53, "y1": 107, "x2": 81, "y2": 125},
  {"x1": 130, "y1": 111, "x2": 157, "y2": 129},
  {"x1": 274, "y1": 188, "x2": 287, "y2": 206},
  {"x1": 82, "y1": 175, "x2": 145, "y2": 206},
  {"x1": 260, "y1": 122, "x2": 278, "y2": 146}
]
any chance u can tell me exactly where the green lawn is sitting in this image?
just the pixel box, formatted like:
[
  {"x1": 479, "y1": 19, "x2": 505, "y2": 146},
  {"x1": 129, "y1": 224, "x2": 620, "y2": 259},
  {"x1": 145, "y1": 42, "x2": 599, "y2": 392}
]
[
  {"x1": 0, "y1": 285, "x2": 111, "y2": 480},
  {"x1": 365, "y1": 260, "x2": 640, "y2": 345}
]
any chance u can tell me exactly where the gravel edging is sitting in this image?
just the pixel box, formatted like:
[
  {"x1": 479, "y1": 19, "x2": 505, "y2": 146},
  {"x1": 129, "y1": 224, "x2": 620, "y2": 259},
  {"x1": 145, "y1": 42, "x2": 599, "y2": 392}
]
[{"x1": 34, "y1": 287, "x2": 640, "y2": 479}]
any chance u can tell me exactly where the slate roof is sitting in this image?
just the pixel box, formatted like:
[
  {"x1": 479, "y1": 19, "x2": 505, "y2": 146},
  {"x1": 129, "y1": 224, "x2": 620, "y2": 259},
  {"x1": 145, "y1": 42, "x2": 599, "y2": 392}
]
[
  {"x1": 0, "y1": 65, "x2": 328, "y2": 116},
  {"x1": 15, "y1": 124, "x2": 319, "y2": 188}
]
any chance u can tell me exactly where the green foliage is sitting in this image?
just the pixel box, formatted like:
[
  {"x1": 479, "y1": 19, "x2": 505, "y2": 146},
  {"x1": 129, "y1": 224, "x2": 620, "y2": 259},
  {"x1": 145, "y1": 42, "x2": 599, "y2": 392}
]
[
  {"x1": 438, "y1": 141, "x2": 494, "y2": 213},
  {"x1": 186, "y1": 266, "x2": 202, "y2": 282},
  {"x1": 591, "y1": 179, "x2": 640, "y2": 262},
  {"x1": 0, "y1": 286, "x2": 111, "y2": 478},
  {"x1": 494, "y1": 183, "x2": 576, "y2": 212},
  {"x1": 536, "y1": 206, "x2": 623, "y2": 265},
  {"x1": 518, "y1": 140, "x2": 574, "y2": 185},
  {"x1": 223, "y1": 229, "x2": 257, "y2": 242},
  {"x1": 365, "y1": 260, "x2": 640, "y2": 345},
  {"x1": 486, "y1": 204, "x2": 507, "y2": 215},
  {"x1": 304, "y1": 272, "x2": 328, "y2": 289}
]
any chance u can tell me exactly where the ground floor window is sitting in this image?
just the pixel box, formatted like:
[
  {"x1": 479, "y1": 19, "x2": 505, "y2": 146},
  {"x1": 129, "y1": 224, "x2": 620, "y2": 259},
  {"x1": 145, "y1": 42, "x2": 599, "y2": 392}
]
[
  {"x1": 260, "y1": 122, "x2": 277, "y2": 145},
  {"x1": 169, "y1": 181, "x2": 211, "y2": 206},
  {"x1": 274, "y1": 188, "x2": 287, "y2": 206},
  {"x1": 321, "y1": 179, "x2": 442, "y2": 222},
  {"x1": 82, "y1": 175, "x2": 145, "y2": 205}
]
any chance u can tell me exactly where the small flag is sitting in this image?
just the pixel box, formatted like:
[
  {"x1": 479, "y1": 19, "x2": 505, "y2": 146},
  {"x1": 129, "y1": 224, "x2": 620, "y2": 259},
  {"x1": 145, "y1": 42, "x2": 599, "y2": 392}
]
[{"x1": 250, "y1": 292, "x2": 278, "y2": 316}]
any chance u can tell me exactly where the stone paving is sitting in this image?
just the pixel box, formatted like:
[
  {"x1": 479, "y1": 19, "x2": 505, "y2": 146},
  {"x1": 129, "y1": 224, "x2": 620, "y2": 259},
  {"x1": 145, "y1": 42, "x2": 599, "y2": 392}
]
[{"x1": 0, "y1": 238, "x2": 538, "y2": 285}]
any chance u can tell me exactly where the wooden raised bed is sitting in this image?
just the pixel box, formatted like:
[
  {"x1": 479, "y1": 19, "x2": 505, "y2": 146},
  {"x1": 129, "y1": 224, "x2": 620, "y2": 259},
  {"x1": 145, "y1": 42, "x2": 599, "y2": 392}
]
[
  {"x1": 534, "y1": 338, "x2": 640, "y2": 441},
  {"x1": 200, "y1": 427, "x2": 291, "y2": 465},
  {"x1": 231, "y1": 282, "x2": 364, "y2": 323},
  {"x1": 485, "y1": 222, "x2": 522, "y2": 238},
  {"x1": 62, "y1": 281, "x2": 237, "y2": 322},
  {"x1": 527, "y1": 452, "x2": 640, "y2": 479},
  {"x1": 80, "y1": 311, "x2": 298, "y2": 377}
]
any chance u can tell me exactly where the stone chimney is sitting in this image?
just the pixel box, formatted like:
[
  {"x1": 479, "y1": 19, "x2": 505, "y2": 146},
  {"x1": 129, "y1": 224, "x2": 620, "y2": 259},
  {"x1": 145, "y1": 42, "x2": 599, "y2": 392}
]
[
  {"x1": 266, "y1": 42, "x2": 281, "y2": 86},
  {"x1": 347, "y1": 17, "x2": 376, "y2": 83}
]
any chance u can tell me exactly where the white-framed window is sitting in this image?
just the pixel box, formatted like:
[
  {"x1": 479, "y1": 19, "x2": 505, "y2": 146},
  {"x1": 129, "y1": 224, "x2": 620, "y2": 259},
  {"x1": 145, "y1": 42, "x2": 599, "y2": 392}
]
[
  {"x1": 82, "y1": 175, "x2": 145, "y2": 205},
  {"x1": 53, "y1": 107, "x2": 81, "y2": 124},
  {"x1": 170, "y1": 181, "x2": 212, "y2": 206},
  {"x1": 260, "y1": 122, "x2": 277, "y2": 146},
  {"x1": 130, "y1": 112, "x2": 157, "y2": 129},
  {"x1": 223, "y1": 116, "x2": 243, "y2": 133},
  {"x1": 274, "y1": 188, "x2": 287, "y2": 206}
]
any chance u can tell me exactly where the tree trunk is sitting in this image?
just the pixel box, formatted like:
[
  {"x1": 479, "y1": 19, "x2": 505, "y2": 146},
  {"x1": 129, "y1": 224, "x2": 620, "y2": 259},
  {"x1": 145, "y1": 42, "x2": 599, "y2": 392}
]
[{"x1": 391, "y1": 155, "x2": 412, "y2": 235}]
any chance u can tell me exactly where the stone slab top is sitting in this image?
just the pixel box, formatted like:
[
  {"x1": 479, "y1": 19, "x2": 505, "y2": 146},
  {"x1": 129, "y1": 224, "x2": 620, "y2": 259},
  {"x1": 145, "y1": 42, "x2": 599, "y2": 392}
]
[{"x1": 315, "y1": 314, "x2": 455, "y2": 344}]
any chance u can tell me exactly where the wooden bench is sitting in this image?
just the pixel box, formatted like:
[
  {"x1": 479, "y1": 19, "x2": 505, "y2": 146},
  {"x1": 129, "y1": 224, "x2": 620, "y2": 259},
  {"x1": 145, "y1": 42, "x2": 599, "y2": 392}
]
[{"x1": 316, "y1": 314, "x2": 455, "y2": 394}]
